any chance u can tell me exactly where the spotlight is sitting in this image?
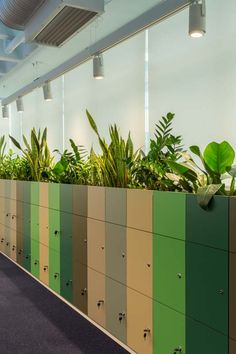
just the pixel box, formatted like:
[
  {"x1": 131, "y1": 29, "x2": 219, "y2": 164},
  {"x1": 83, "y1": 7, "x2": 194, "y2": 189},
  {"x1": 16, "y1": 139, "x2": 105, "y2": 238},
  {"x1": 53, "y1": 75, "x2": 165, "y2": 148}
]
[
  {"x1": 16, "y1": 96, "x2": 24, "y2": 112},
  {"x1": 43, "y1": 81, "x2": 53, "y2": 101},
  {"x1": 2, "y1": 105, "x2": 9, "y2": 119},
  {"x1": 93, "y1": 53, "x2": 104, "y2": 79},
  {"x1": 189, "y1": 0, "x2": 206, "y2": 38}
]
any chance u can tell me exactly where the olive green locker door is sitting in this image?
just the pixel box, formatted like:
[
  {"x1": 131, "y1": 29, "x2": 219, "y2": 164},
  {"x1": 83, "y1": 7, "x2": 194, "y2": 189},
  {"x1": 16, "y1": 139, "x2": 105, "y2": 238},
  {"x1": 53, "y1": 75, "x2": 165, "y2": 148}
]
[
  {"x1": 186, "y1": 242, "x2": 228, "y2": 335},
  {"x1": 31, "y1": 203, "x2": 39, "y2": 278},
  {"x1": 73, "y1": 262, "x2": 88, "y2": 314},
  {"x1": 153, "y1": 301, "x2": 185, "y2": 354},
  {"x1": 60, "y1": 211, "x2": 73, "y2": 302},
  {"x1": 73, "y1": 214, "x2": 87, "y2": 266},
  {"x1": 16, "y1": 200, "x2": 23, "y2": 265},
  {"x1": 23, "y1": 201, "x2": 31, "y2": 271},
  {"x1": 88, "y1": 268, "x2": 106, "y2": 328},
  {"x1": 127, "y1": 288, "x2": 153, "y2": 354},
  {"x1": 106, "y1": 277, "x2": 127, "y2": 344}
]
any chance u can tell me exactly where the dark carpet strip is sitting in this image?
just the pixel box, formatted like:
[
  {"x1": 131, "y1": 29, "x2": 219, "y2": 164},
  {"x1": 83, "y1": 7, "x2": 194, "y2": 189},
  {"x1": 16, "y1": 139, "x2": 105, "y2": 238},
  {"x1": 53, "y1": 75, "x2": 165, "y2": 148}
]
[{"x1": 0, "y1": 254, "x2": 130, "y2": 354}]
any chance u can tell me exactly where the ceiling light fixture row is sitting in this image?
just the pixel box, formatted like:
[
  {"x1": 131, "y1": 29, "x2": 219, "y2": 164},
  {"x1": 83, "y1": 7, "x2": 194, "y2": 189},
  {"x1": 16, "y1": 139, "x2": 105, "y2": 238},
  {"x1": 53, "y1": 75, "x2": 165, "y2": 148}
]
[{"x1": 1, "y1": 81, "x2": 53, "y2": 118}]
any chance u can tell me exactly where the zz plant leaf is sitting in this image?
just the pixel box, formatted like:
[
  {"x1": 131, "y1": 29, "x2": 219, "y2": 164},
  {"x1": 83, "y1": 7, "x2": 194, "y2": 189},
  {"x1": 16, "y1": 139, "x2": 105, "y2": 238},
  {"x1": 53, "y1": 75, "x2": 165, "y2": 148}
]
[{"x1": 204, "y1": 141, "x2": 235, "y2": 175}]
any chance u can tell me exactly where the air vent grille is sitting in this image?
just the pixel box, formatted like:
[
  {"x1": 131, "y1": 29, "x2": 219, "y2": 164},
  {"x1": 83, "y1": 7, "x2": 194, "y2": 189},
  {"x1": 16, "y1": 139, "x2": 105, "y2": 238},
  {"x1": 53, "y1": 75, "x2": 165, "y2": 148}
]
[{"x1": 34, "y1": 6, "x2": 97, "y2": 47}]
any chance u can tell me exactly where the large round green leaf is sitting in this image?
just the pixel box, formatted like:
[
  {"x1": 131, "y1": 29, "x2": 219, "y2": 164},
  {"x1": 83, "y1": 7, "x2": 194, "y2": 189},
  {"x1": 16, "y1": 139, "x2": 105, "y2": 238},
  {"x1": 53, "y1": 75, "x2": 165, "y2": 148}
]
[{"x1": 203, "y1": 141, "x2": 235, "y2": 174}]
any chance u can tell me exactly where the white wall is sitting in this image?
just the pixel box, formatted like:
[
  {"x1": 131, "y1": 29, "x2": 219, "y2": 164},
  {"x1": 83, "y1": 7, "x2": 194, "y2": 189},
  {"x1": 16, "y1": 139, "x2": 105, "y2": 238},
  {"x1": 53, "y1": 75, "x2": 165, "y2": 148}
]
[
  {"x1": 149, "y1": 0, "x2": 236, "y2": 151},
  {"x1": 0, "y1": 0, "x2": 235, "y2": 156}
]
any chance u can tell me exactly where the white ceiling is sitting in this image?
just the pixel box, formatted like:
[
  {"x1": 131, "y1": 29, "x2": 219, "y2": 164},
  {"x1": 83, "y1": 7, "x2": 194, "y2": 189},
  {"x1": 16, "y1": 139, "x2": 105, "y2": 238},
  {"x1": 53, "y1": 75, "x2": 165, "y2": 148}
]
[{"x1": 0, "y1": 0, "x2": 164, "y2": 98}]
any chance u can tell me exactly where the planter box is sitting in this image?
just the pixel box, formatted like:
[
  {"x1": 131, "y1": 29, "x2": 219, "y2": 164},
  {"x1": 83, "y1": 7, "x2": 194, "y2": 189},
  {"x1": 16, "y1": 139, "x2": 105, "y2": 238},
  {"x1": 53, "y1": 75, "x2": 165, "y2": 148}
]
[{"x1": 0, "y1": 180, "x2": 234, "y2": 354}]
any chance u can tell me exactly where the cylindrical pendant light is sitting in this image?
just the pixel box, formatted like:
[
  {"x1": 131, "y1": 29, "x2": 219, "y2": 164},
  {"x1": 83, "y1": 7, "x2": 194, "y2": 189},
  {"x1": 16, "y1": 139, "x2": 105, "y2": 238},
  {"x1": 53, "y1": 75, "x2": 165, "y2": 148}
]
[
  {"x1": 43, "y1": 81, "x2": 53, "y2": 101},
  {"x1": 189, "y1": 0, "x2": 206, "y2": 38},
  {"x1": 2, "y1": 105, "x2": 9, "y2": 119},
  {"x1": 93, "y1": 53, "x2": 104, "y2": 79},
  {"x1": 16, "y1": 96, "x2": 24, "y2": 112}
]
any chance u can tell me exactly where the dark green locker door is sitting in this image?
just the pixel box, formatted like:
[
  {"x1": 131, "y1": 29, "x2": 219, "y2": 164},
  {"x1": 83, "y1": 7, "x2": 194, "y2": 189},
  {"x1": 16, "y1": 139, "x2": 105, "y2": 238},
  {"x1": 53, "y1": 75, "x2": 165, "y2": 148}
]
[
  {"x1": 186, "y1": 317, "x2": 228, "y2": 354},
  {"x1": 16, "y1": 200, "x2": 23, "y2": 265},
  {"x1": 153, "y1": 234, "x2": 185, "y2": 314},
  {"x1": 106, "y1": 277, "x2": 127, "y2": 344},
  {"x1": 186, "y1": 242, "x2": 228, "y2": 335},
  {"x1": 49, "y1": 248, "x2": 60, "y2": 294},
  {"x1": 60, "y1": 211, "x2": 73, "y2": 302},
  {"x1": 153, "y1": 301, "x2": 185, "y2": 354},
  {"x1": 186, "y1": 194, "x2": 228, "y2": 250}
]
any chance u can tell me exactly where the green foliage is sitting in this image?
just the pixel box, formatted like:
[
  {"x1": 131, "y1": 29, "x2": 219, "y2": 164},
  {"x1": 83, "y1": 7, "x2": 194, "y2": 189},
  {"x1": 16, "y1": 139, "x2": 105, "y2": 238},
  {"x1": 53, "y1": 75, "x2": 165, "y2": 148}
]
[
  {"x1": 9, "y1": 128, "x2": 53, "y2": 181},
  {"x1": 52, "y1": 139, "x2": 90, "y2": 184},
  {"x1": 86, "y1": 110, "x2": 139, "y2": 188},
  {"x1": 133, "y1": 113, "x2": 184, "y2": 191}
]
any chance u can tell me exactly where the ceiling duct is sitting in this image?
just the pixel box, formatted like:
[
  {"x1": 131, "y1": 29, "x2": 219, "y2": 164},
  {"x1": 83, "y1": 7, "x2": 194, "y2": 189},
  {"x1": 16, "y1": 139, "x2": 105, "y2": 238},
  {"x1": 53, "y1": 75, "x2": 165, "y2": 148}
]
[
  {"x1": 25, "y1": 0, "x2": 104, "y2": 47},
  {"x1": 0, "y1": 0, "x2": 46, "y2": 30}
]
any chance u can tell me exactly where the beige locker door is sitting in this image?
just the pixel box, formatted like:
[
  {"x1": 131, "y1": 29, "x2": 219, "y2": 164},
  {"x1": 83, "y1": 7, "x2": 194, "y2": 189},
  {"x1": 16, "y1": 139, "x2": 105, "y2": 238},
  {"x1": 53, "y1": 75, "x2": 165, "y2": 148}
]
[
  {"x1": 87, "y1": 219, "x2": 105, "y2": 274},
  {"x1": 39, "y1": 243, "x2": 49, "y2": 285},
  {"x1": 127, "y1": 228, "x2": 152, "y2": 297},
  {"x1": 39, "y1": 206, "x2": 49, "y2": 247},
  {"x1": 127, "y1": 288, "x2": 153, "y2": 354},
  {"x1": 88, "y1": 268, "x2": 106, "y2": 328}
]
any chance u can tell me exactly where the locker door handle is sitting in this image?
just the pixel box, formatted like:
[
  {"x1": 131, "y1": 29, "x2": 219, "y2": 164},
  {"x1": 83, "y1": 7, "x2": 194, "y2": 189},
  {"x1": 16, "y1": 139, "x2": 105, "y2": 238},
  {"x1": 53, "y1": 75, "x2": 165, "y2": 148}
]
[
  {"x1": 173, "y1": 346, "x2": 182, "y2": 353},
  {"x1": 34, "y1": 260, "x2": 39, "y2": 265},
  {"x1": 143, "y1": 328, "x2": 151, "y2": 339},
  {"x1": 118, "y1": 312, "x2": 126, "y2": 322},
  {"x1": 97, "y1": 300, "x2": 104, "y2": 308},
  {"x1": 54, "y1": 230, "x2": 60, "y2": 236},
  {"x1": 66, "y1": 280, "x2": 72, "y2": 286},
  {"x1": 81, "y1": 288, "x2": 87, "y2": 296},
  {"x1": 1, "y1": 238, "x2": 4, "y2": 243},
  {"x1": 54, "y1": 272, "x2": 59, "y2": 279},
  {"x1": 6, "y1": 242, "x2": 9, "y2": 246},
  {"x1": 18, "y1": 249, "x2": 23, "y2": 255},
  {"x1": 43, "y1": 265, "x2": 48, "y2": 271},
  {"x1": 12, "y1": 245, "x2": 16, "y2": 251}
]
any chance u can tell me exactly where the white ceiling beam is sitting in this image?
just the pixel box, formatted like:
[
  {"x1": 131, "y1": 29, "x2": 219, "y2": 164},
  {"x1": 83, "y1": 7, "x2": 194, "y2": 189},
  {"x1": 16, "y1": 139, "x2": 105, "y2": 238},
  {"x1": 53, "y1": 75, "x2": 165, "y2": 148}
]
[{"x1": 0, "y1": 41, "x2": 22, "y2": 63}]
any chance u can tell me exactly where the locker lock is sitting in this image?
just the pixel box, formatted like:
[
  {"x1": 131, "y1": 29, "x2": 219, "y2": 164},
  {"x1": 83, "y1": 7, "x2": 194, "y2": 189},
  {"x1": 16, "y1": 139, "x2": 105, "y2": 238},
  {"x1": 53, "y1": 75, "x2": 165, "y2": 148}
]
[
  {"x1": 66, "y1": 280, "x2": 72, "y2": 287},
  {"x1": 81, "y1": 288, "x2": 87, "y2": 296},
  {"x1": 11, "y1": 215, "x2": 16, "y2": 220},
  {"x1": 122, "y1": 252, "x2": 126, "y2": 259},
  {"x1": 118, "y1": 312, "x2": 126, "y2": 322},
  {"x1": 143, "y1": 328, "x2": 151, "y2": 339},
  {"x1": 54, "y1": 230, "x2": 60, "y2": 236},
  {"x1": 12, "y1": 245, "x2": 16, "y2": 251},
  {"x1": 6, "y1": 213, "x2": 10, "y2": 217},
  {"x1": 34, "y1": 260, "x2": 39, "y2": 266},
  {"x1": 25, "y1": 254, "x2": 31, "y2": 260},
  {"x1": 6, "y1": 242, "x2": 9, "y2": 246},
  {"x1": 177, "y1": 273, "x2": 182, "y2": 279},
  {"x1": 43, "y1": 266, "x2": 48, "y2": 272},
  {"x1": 173, "y1": 346, "x2": 182, "y2": 353},
  {"x1": 97, "y1": 300, "x2": 104, "y2": 308},
  {"x1": 18, "y1": 249, "x2": 23, "y2": 255},
  {"x1": 1, "y1": 237, "x2": 4, "y2": 243},
  {"x1": 54, "y1": 272, "x2": 59, "y2": 279},
  {"x1": 218, "y1": 289, "x2": 224, "y2": 295}
]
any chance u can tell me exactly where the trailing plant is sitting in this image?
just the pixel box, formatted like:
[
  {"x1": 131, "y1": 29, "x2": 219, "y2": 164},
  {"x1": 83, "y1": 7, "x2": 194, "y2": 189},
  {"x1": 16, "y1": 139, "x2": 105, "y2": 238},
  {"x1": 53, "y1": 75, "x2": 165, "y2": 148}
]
[
  {"x1": 9, "y1": 128, "x2": 54, "y2": 181},
  {"x1": 133, "y1": 113, "x2": 185, "y2": 191},
  {"x1": 86, "y1": 110, "x2": 140, "y2": 188},
  {"x1": 168, "y1": 141, "x2": 235, "y2": 208}
]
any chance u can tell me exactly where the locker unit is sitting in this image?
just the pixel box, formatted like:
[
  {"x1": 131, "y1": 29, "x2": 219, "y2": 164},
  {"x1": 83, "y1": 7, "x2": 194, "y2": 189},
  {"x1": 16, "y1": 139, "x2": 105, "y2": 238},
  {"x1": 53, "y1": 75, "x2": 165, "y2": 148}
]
[{"x1": 0, "y1": 180, "x2": 235, "y2": 354}]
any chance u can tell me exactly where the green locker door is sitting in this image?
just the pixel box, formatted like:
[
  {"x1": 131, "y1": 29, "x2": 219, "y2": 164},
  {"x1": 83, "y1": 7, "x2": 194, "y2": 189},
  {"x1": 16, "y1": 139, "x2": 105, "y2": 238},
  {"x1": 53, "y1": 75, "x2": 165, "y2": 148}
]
[
  {"x1": 153, "y1": 301, "x2": 185, "y2": 354},
  {"x1": 49, "y1": 248, "x2": 60, "y2": 294},
  {"x1": 186, "y1": 194, "x2": 228, "y2": 250},
  {"x1": 106, "y1": 277, "x2": 127, "y2": 344},
  {"x1": 49, "y1": 209, "x2": 60, "y2": 252},
  {"x1": 23, "y1": 201, "x2": 31, "y2": 271},
  {"x1": 186, "y1": 317, "x2": 228, "y2": 354},
  {"x1": 186, "y1": 242, "x2": 228, "y2": 335},
  {"x1": 153, "y1": 234, "x2": 185, "y2": 314},
  {"x1": 31, "y1": 239, "x2": 40, "y2": 278},
  {"x1": 60, "y1": 211, "x2": 73, "y2": 302}
]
